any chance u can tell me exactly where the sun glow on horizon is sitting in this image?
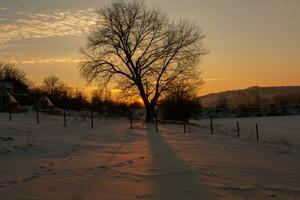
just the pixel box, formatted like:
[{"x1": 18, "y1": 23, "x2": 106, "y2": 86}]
[{"x1": 0, "y1": 0, "x2": 299, "y2": 96}]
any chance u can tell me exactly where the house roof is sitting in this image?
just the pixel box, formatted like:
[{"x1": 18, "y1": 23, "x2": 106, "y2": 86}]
[
  {"x1": 7, "y1": 91, "x2": 19, "y2": 105},
  {"x1": 38, "y1": 95, "x2": 54, "y2": 108}
]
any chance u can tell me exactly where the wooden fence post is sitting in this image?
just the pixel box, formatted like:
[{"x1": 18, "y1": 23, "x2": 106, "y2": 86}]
[
  {"x1": 36, "y1": 108, "x2": 39, "y2": 125},
  {"x1": 256, "y1": 123, "x2": 259, "y2": 142},
  {"x1": 91, "y1": 111, "x2": 94, "y2": 129},
  {"x1": 155, "y1": 117, "x2": 158, "y2": 132},
  {"x1": 237, "y1": 121, "x2": 240, "y2": 137},
  {"x1": 210, "y1": 116, "x2": 213, "y2": 135},
  {"x1": 130, "y1": 117, "x2": 133, "y2": 129}
]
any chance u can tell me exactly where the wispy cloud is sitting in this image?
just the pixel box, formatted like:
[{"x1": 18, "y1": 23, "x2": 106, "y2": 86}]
[
  {"x1": 0, "y1": 8, "x2": 97, "y2": 43},
  {"x1": 204, "y1": 77, "x2": 229, "y2": 82},
  {"x1": 0, "y1": 7, "x2": 7, "y2": 10},
  {"x1": 21, "y1": 57, "x2": 82, "y2": 64},
  {"x1": 0, "y1": 52, "x2": 82, "y2": 64}
]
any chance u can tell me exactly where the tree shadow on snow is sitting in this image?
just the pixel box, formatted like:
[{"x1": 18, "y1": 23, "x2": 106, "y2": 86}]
[{"x1": 145, "y1": 124, "x2": 214, "y2": 200}]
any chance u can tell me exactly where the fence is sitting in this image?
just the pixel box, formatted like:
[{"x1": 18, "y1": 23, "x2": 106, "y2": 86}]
[
  {"x1": 1, "y1": 111, "x2": 299, "y2": 153},
  {"x1": 190, "y1": 116, "x2": 299, "y2": 146}
]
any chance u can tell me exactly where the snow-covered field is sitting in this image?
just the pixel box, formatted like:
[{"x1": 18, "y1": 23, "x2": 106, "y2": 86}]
[
  {"x1": 192, "y1": 115, "x2": 300, "y2": 146},
  {"x1": 0, "y1": 112, "x2": 300, "y2": 200}
]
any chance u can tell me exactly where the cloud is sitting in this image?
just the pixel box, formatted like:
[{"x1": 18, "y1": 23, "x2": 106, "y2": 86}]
[
  {"x1": 0, "y1": 8, "x2": 97, "y2": 43},
  {"x1": 0, "y1": 52, "x2": 82, "y2": 64},
  {"x1": 0, "y1": 7, "x2": 7, "y2": 10},
  {"x1": 204, "y1": 77, "x2": 229, "y2": 82},
  {"x1": 21, "y1": 56, "x2": 82, "y2": 64}
]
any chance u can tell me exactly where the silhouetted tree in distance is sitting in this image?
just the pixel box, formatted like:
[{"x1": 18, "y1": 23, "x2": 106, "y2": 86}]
[
  {"x1": 0, "y1": 63, "x2": 31, "y2": 105},
  {"x1": 42, "y1": 75, "x2": 66, "y2": 96},
  {"x1": 160, "y1": 80, "x2": 201, "y2": 121},
  {"x1": 41, "y1": 75, "x2": 67, "y2": 106},
  {"x1": 90, "y1": 90, "x2": 103, "y2": 112},
  {"x1": 90, "y1": 90, "x2": 140, "y2": 116},
  {"x1": 64, "y1": 89, "x2": 89, "y2": 111},
  {"x1": 80, "y1": 0, "x2": 207, "y2": 122},
  {"x1": 0, "y1": 63, "x2": 30, "y2": 88}
]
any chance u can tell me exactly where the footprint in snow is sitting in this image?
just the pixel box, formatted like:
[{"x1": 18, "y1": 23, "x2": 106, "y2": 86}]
[
  {"x1": 113, "y1": 175, "x2": 124, "y2": 179},
  {"x1": 126, "y1": 160, "x2": 134, "y2": 164},
  {"x1": 45, "y1": 169, "x2": 53, "y2": 173},
  {"x1": 21, "y1": 176, "x2": 38, "y2": 183},
  {"x1": 111, "y1": 162, "x2": 125, "y2": 167},
  {"x1": 99, "y1": 165, "x2": 110, "y2": 169}
]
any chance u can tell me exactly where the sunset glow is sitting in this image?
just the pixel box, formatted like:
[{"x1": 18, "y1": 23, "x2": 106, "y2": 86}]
[
  {"x1": 1, "y1": 1, "x2": 300, "y2": 199},
  {"x1": 0, "y1": 0, "x2": 299, "y2": 96}
]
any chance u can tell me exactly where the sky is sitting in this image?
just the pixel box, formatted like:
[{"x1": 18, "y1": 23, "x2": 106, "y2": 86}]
[{"x1": 0, "y1": 0, "x2": 299, "y2": 96}]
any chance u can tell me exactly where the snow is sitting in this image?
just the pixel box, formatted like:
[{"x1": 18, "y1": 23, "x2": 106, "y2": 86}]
[
  {"x1": 0, "y1": 111, "x2": 300, "y2": 199},
  {"x1": 191, "y1": 116, "x2": 300, "y2": 146}
]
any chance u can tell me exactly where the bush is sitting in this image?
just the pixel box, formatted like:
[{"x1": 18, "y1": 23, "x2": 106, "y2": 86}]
[
  {"x1": 159, "y1": 81, "x2": 201, "y2": 121},
  {"x1": 160, "y1": 97, "x2": 200, "y2": 121}
]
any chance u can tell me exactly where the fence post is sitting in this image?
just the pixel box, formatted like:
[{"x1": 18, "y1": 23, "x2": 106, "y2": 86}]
[
  {"x1": 256, "y1": 123, "x2": 259, "y2": 142},
  {"x1": 155, "y1": 117, "x2": 158, "y2": 132},
  {"x1": 210, "y1": 116, "x2": 213, "y2": 135},
  {"x1": 63, "y1": 109, "x2": 67, "y2": 127},
  {"x1": 237, "y1": 121, "x2": 240, "y2": 137},
  {"x1": 91, "y1": 110, "x2": 94, "y2": 129},
  {"x1": 183, "y1": 121, "x2": 186, "y2": 133},
  {"x1": 36, "y1": 108, "x2": 40, "y2": 124},
  {"x1": 9, "y1": 109, "x2": 12, "y2": 121}
]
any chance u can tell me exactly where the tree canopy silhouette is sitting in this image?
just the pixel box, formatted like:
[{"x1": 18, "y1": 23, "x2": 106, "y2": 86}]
[
  {"x1": 160, "y1": 80, "x2": 201, "y2": 121},
  {"x1": 0, "y1": 63, "x2": 29, "y2": 86},
  {"x1": 42, "y1": 75, "x2": 66, "y2": 97},
  {"x1": 41, "y1": 75, "x2": 67, "y2": 105},
  {"x1": 80, "y1": 0, "x2": 207, "y2": 121}
]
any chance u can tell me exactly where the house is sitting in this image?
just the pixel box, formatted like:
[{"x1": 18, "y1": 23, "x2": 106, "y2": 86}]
[
  {"x1": 36, "y1": 95, "x2": 54, "y2": 110},
  {"x1": 0, "y1": 79, "x2": 29, "y2": 109},
  {"x1": 0, "y1": 91, "x2": 21, "y2": 110}
]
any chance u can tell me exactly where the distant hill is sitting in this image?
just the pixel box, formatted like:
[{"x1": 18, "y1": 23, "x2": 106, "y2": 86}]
[{"x1": 198, "y1": 86, "x2": 300, "y2": 108}]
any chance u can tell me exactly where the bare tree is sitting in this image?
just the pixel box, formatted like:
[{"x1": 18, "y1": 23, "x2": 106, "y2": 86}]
[
  {"x1": 0, "y1": 63, "x2": 29, "y2": 85},
  {"x1": 42, "y1": 75, "x2": 67, "y2": 102},
  {"x1": 80, "y1": 0, "x2": 207, "y2": 121}
]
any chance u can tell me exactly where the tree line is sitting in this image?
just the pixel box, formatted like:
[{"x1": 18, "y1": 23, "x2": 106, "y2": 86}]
[
  {"x1": 1, "y1": 62, "x2": 200, "y2": 120},
  {"x1": 0, "y1": 63, "x2": 139, "y2": 113}
]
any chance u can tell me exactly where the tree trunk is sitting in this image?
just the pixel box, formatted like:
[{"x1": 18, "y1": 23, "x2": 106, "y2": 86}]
[
  {"x1": 145, "y1": 103, "x2": 155, "y2": 122},
  {"x1": 136, "y1": 81, "x2": 156, "y2": 123}
]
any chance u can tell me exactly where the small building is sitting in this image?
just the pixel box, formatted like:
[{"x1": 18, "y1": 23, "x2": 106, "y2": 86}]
[
  {"x1": 0, "y1": 91, "x2": 21, "y2": 111},
  {"x1": 36, "y1": 95, "x2": 54, "y2": 110},
  {"x1": 0, "y1": 79, "x2": 29, "y2": 110}
]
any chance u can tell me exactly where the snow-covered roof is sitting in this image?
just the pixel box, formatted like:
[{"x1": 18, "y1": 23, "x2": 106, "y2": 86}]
[
  {"x1": 38, "y1": 95, "x2": 54, "y2": 108},
  {"x1": 6, "y1": 91, "x2": 19, "y2": 105}
]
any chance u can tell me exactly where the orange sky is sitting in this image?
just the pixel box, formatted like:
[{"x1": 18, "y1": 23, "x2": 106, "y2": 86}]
[{"x1": 0, "y1": 0, "x2": 299, "y2": 96}]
